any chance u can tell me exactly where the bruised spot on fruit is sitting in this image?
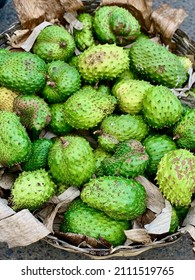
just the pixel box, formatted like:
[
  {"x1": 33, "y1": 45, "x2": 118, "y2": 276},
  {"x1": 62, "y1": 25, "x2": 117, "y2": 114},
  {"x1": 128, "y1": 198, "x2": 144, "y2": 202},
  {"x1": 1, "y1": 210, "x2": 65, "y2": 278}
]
[
  {"x1": 156, "y1": 65, "x2": 166, "y2": 74},
  {"x1": 60, "y1": 42, "x2": 67, "y2": 48}
]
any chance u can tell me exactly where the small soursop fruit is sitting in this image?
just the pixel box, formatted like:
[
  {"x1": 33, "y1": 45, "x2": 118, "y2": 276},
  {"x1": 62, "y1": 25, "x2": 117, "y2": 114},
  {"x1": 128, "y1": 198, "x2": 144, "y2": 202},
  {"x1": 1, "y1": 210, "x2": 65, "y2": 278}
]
[
  {"x1": 129, "y1": 36, "x2": 188, "y2": 88},
  {"x1": 77, "y1": 44, "x2": 129, "y2": 83},
  {"x1": 0, "y1": 87, "x2": 18, "y2": 112},
  {"x1": 32, "y1": 25, "x2": 75, "y2": 62},
  {"x1": 142, "y1": 86, "x2": 183, "y2": 129},
  {"x1": 81, "y1": 176, "x2": 146, "y2": 220},
  {"x1": 60, "y1": 198, "x2": 130, "y2": 246},
  {"x1": 48, "y1": 135, "x2": 96, "y2": 187},
  {"x1": 156, "y1": 149, "x2": 195, "y2": 207},
  {"x1": 10, "y1": 169, "x2": 56, "y2": 211},
  {"x1": 0, "y1": 111, "x2": 32, "y2": 167}
]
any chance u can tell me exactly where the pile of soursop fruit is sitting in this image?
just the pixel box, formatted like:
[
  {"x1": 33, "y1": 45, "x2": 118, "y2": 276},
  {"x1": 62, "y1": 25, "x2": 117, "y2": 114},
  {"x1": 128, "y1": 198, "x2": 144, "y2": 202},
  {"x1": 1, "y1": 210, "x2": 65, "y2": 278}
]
[{"x1": 0, "y1": 5, "x2": 195, "y2": 248}]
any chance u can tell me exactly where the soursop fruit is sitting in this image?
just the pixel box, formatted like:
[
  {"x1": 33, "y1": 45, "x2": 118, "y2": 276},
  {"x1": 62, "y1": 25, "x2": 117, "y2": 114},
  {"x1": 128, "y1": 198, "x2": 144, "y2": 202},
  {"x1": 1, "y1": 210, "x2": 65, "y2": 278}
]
[
  {"x1": 173, "y1": 109, "x2": 195, "y2": 150},
  {"x1": 143, "y1": 134, "x2": 177, "y2": 175},
  {"x1": 10, "y1": 169, "x2": 56, "y2": 211},
  {"x1": 63, "y1": 86, "x2": 116, "y2": 129},
  {"x1": 32, "y1": 25, "x2": 75, "y2": 62},
  {"x1": 61, "y1": 198, "x2": 130, "y2": 246},
  {"x1": 48, "y1": 135, "x2": 96, "y2": 187},
  {"x1": 178, "y1": 56, "x2": 193, "y2": 72},
  {"x1": 74, "y1": 13, "x2": 95, "y2": 51},
  {"x1": 142, "y1": 86, "x2": 183, "y2": 129},
  {"x1": 129, "y1": 36, "x2": 188, "y2": 88},
  {"x1": 169, "y1": 207, "x2": 179, "y2": 234},
  {"x1": 97, "y1": 114, "x2": 149, "y2": 152},
  {"x1": 0, "y1": 87, "x2": 18, "y2": 112},
  {"x1": 156, "y1": 149, "x2": 195, "y2": 207},
  {"x1": 93, "y1": 147, "x2": 112, "y2": 176},
  {"x1": 112, "y1": 79, "x2": 153, "y2": 114},
  {"x1": 0, "y1": 51, "x2": 47, "y2": 94},
  {"x1": 0, "y1": 111, "x2": 32, "y2": 167},
  {"x1": 81, "y1": 176, "x2": 146, "y2": 220},
  {"x1": 77, "y1": 44, "x2": 129, "y2": 83},
  {"x1": 41, "y1": 60, "x2": 81, "y2": 103}
]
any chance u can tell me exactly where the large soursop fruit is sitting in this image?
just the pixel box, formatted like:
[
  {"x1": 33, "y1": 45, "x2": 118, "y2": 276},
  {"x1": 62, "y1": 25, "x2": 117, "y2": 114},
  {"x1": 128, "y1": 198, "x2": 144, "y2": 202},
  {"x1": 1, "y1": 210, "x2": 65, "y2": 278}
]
[
  {"x1": 156, "y1": 149, "x2": 195, "y2": 207},
  {"x1": 0, "y1": 111, "x2": 32, "y2": 167},
  {"x1": 81, "y1": 176, "x2": 146, "y2": 220},
  {"x1": 10, "y1": 169, "x2": 56, "y2": 211},
  {"x1": 129, "y1": 37, "x2": 188, "y2": 88},
  {"x1": 48, "y1": 135, "x2": 96, "y2": 187},
  {"x1": 77, "y1": 44, "x2": 129, "y2": 83},
  {"x1": 60, "y1": 198, "x2": 130, "y2": 246}
]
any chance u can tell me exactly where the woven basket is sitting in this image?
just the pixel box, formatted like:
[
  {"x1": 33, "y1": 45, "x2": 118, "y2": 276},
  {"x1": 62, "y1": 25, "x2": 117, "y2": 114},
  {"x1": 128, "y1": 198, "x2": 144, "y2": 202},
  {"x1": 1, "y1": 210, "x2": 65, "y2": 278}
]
[{"x1": 0, "y1": 0, "x2": 195, "y2": 259}]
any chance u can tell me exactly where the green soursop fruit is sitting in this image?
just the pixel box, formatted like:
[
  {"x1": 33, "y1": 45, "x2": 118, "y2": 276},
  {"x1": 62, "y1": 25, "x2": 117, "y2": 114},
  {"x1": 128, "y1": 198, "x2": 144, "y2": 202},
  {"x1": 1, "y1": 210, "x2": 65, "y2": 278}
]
[
  {"x1": 101, "y1": 139, "x2": 149, "y2": 178},
  {"x1": 48, "y1": 135, "x2": 96, "y2": 187},
  {"x1": 115, "y1": 69, "x2": 136, "y2": 83},
  {"x1": 169, "y1": 207, "x2": 179, "y2": 234},
  {"x1": 112, "y1": 79, "x2": 153, "y2": 114},
  {"x1": 142, "y1": 86, "x2": 183, "y2": 129},
  {"x1": 22, "y1": 138, "x2": 53, "y2": 171},
  {"x1": 156, "y1": 149, "x2": 195, "y2": 207},
  {"x1": 0, "y1": 51, "x2": 46, "y2": 94},
  {"x1": 129, "y1": 37, "x2": 188, "y2": 88},
  {"x1": 81, "y1": 176, "x2": 146, "y2": 220},
  {"x1": 77, "y1": 44, "x2": 129, "y2": 83},
  {"x1": 63, "y1": 86, "x2": 116, "y2": 129},
  {"x1": 10, "y1": 169, "x2": 56, "y2": 211},
  {"x1": 13, "y1": 94, "x2": 51, "y2": 138},
  {"x1": 0, "y1": 111, "x2": 32, "y2": 167},
  {"x1": 173, "y1": 109, "x2": 195, "y2": 150},
  {"x1": 74, "y1": 13, "x2": 95, "y2": 51},
  {"x1": 32, "y1": 25, "x2": 75, "y2": 62},
  {"x1": 41, "y1": 60, "x2": 81, "y2": 103},
  {"x1": 93, "y1": 147, "x2": 112, "y2": 176},
  {"x1": 143, "y1": 134, "x2": 177, "y2": 175},
  {"x1": 48, "y1": 103, "x2": 74, "y2": 135},
  {"x1": 97, "y1": 114, "x2": 149, "y2": 152},
  {"x1": 61, "y1": 198, "x2": 130, "y2": 246}
]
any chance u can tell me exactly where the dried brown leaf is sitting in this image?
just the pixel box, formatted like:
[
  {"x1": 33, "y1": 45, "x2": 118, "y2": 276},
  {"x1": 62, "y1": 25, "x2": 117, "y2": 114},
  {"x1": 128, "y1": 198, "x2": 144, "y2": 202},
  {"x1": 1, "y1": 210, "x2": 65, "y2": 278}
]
[
  {"x1": 0, "y1": 198, "x2": 15, "y2": 220},
  {"x1": 182, "y1": 201, "x2": 195, "y2": 227},
  {"x1": 124, "y1": 228, "x2": 152, "y2": 245},
  {"x1": 0, "y1": 173, "x2": 17, "y2": 190}
]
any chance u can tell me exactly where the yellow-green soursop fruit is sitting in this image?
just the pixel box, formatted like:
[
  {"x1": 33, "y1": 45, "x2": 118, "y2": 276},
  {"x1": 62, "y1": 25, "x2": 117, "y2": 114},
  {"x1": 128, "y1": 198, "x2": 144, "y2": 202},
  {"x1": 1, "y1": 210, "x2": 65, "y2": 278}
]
[
  {"x1": 61, "y1": 198, "x2": 130, "y2": 246},
  {"x1": 142, "y1": 86, "x2": 183, "y2": 129},
  {"x1": 0, "y1": 51, "x2": 47, "y2": 94},
  {"x1": 63, "y1": 86, "x2": 116, "y2": 129},
  {"x1": 81, "y1": 176, "x2": 146, "y2": 220},
  {"x1": 156, "y1": 149, "x2": 195, "y2": 207},
  {"x1": 178, "y1": 56, "x2": 193, "y2": 72},
  {"x1": 0, "y1": 87, "x2": 18, "y2": 112},
  {"x1": 10, "y1": 169, "x2": 56, "y2": 211},
  {"x1": 41, "y1": 60, "x2": 81, "y2": 103},
  {"x1": 48, "y1": 135, "x2": 96, "y2": 187},
  {"x1": 32, "y1": 25, "x2": 75, "y2": 62},
  {"x1": 74, "y1": 13, "x2": 95, "y2": 51},
  {"x1": 129, "y1": 37, "x2": 188, "y2": 88},
  {"x1": 0, "y1": 111, "x2": 32, "y2": 167},
  {"x1": 112, "y1": 79, "x2": 153, "y2": 114},
  {"x1": 77, "y1": 44, "x2": 129, "y2": 83}
]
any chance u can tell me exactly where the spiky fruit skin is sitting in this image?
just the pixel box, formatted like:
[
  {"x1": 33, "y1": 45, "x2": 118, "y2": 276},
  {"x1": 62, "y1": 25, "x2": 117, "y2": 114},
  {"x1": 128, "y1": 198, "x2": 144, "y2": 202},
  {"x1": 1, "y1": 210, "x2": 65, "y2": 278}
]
[
  {"x1": 74, "y1": 13, "x2": 95, "y2": 51},
  {"x1": 63, "y1": 86, "x2": 116, "y2": 129},
  {"x1": 178, "y1": 56, "x2": 193, "y2": 72},
  {"x1": 0, "y1": 111, "x2": 32, "y2": 167},
  {"x1": 81, "y1": 176, "x2": 146, "y2": 220},
  {"x1": 22, "y1": 139, "x2": 53, "y2": 171},
  {"x1": 48, "y1": 103, "x2": 73, "y2": 135},
  {"x1": 142, "y1": 86, "x2": 183, "y2": 129},
  {"x1": 61, "y1": 199, "x2": 130, "y2": 246},
  {"x1": 115, "y1": 69, "x2": 136, "y2": 83},
  {"x1": 48, "y1": 136, "x2": 96, "y2": 187},
  {"x1": 13, "y1": 95, "x2": 51, "y2": 138},
  {"x1": 93, "y1": 147, "x2": 112, "y2": 176},
  {"x1": 42, "y1": 61, "x2": 81, "y2": 103},
  {"x1": 11, "y1": 169, "x2": 56, "y2": 211},
  {"x1": 143, "y1": 134, "x2": 177, "y2": 175},
  {"x1": 32, "y1": 25, "x2": 75, "y2": 62},
  {"x1": 173, "y1": 109, "x2": 195, "y2": 150},
  {"x1": 129, "y1": 37, "x2": 188, "y2": 88},
  {"x1": 98, "y1": 114, "x2": 149, "y2": 152},
  {"x1": 112, "y1": 79, "x2": 153, "y2": 114},
  {"x1": 169, "y1": 207, "x2": 179, "y2": 234},
  {"x1": 77, "y1": 44, "x2": 129, "y2": 83},
  {"x1": 0, "y1": 51, "x2": 47, "y2": 94},
  {"x1": 0, "y1": 87, "x2": 18, "y2": 112},
  {"x1": 156, "y1": 149, "x2": 195, "y2": 207}
]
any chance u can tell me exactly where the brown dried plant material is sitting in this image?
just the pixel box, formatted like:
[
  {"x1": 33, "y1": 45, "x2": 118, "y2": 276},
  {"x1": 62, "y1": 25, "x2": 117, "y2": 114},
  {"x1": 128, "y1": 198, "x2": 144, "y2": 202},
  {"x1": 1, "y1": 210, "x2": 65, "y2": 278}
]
[
  {"x1": 0, "y1": 173, "x2": 17, "y2": 190},
  {"x1": 182, "y1": 200, "x2": 195, "y2": 227},
  {"x1": 0, "y1": 198, "x2": 15, "y2": 220},
  {"x1": 124, "y1": 229, "x2": 152, "y2": 245}
]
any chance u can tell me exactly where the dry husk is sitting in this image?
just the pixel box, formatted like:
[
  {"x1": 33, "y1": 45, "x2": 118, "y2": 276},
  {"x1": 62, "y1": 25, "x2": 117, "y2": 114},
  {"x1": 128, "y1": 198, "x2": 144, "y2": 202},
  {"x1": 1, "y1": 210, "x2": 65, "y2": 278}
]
[{"x1": 0, "y1": 0, "x2": 195, "y2": 258}]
